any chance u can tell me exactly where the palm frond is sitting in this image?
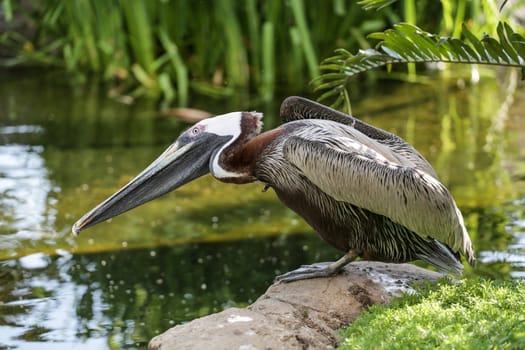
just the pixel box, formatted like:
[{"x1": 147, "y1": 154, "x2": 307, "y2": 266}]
[{"x1": 313, "y1": 21, "x2": 525, "y2": 109}]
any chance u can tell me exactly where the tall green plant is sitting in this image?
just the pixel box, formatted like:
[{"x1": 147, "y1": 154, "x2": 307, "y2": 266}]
[
  {"x1": 1, "y1": 0, "x2": 386, "y2": 106},
  {"x1": 120, "y1": 1, "x2": 155, "y2": 75},
  {"x1": 1, "y1": 0, "x2": 13, "y2": 21},
  {"x1": 3, "y1": 0, "x2": 519, "y2": 108}
]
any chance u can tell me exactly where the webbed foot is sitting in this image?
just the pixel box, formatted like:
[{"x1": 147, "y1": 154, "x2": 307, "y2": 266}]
[
  {"x1": 274, "y1": 262, "x2": 339, "y2": 282},
  {"x1": 273, "y1": 248, "x2": 361, "y2": 283}
]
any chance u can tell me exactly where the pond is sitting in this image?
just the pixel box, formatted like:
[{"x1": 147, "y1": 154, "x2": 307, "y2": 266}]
[{"x1": 1, "y1": 68, "x2": 524, "y2": 349}]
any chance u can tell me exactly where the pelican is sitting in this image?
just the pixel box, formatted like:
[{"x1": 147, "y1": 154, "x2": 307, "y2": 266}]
[{"x1": 72, "y1": 96, "x2": 475, "y2": 282}]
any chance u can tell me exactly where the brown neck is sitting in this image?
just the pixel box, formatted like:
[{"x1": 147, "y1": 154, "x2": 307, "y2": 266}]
[{"x1": 219, "y1": 127, "x2": 283, "y2": 184}]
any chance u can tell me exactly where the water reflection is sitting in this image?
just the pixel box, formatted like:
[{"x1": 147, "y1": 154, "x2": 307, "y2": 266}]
[
  {"x1": 0, "y1": 144, "x2": 58, "y2": 253},
  {"x1": 1, "y1": 68, "x2": 525, "y2": 349},
  {"x1": 0, "y1": 235, "x2": 339, "y2": 349},
  {"x1": 478, "y1": 198, "x2": 525, "y2": 278}
]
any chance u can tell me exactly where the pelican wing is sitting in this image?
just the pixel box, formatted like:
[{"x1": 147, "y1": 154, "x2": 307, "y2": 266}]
[
  {"x1": 283, "y1": 134, "x2": 473, "y2": 259},
  {"x1": 280, "y1": 96, "x2": 437, "y2": 177},
  {"x1": 280, "y1": 96, "x2": 391, "y2": 138}
]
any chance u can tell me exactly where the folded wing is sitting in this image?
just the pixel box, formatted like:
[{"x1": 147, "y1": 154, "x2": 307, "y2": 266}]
[
  {"x1": 283, "y1": 131, "x2": 474, "y2": 261},
  {"x1": 280, "y1": 96, "x2": 437, "y2": 178}
]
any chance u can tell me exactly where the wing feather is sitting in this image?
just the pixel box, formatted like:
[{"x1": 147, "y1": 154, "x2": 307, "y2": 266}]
[
  {"x1": 283, "y1": 134, "x2": 473, "y2": 260},
  {"x1": 280, "y1": 96, "x2": 437, "y2": 177}
]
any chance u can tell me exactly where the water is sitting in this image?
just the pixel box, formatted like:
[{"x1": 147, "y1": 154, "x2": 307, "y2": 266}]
[
  {"x1": 1, "y1": 68, "x2": 525, "y2": 349},
  {"x1": 0, "y1": 236, "x2": 336, "y2": 349}
]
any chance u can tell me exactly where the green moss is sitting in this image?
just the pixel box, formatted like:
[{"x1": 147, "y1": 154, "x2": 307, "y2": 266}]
[{"x1": 338, "y1": 279, "x2": 525, "y2": 350}]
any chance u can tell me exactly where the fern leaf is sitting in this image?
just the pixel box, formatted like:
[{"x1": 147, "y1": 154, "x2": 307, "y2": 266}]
[{"x1": 314, "y1": 21, "x2": 525, "y2": 107}]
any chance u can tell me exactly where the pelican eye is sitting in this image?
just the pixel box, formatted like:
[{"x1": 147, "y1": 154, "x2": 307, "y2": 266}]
[{"x1": 191, "y1": 127, "x2": 200, "y2": 135}]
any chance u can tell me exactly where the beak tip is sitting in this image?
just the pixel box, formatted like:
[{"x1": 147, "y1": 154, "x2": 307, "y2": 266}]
[{"x1": 71, "y1": 222, "x2": 82, "y2": 236}]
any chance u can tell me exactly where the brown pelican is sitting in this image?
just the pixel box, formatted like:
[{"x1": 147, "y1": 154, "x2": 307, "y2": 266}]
[{"x1": 72, "y1": 96, "x2": 475, "y2": 282}]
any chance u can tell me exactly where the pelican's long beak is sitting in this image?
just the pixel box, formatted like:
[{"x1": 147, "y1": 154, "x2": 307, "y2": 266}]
[{"x1": 72, "y1": 136, "x2": 224, "y2": 235}]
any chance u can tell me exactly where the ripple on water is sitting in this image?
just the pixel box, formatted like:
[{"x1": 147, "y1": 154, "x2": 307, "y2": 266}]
[{"x1": 0, "y1": 144, "x2": 57, "y2": 254}]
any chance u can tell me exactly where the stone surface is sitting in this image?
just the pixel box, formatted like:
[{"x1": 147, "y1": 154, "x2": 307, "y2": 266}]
[{"x1": 149, "y1": 261, "x2": 444, "y2": 350}]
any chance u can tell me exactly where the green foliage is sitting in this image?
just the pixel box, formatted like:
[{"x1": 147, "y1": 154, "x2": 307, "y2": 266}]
[
  {"x1": 357, "y1": 0, "x2": 398, "y2": 11},
  {"x1": 1, "y1": 0, "x2": 387, "y2": 106},
  {"x1": 2, "y1": 0, "x2": 524, "y2": 108},
  {"x1": 314, "y1": 21, "x2": 525, "y2": 110},
  {"x1": 2, "y1": 0, "x2": 13, "y2": 21},
  {"x1": 338, "y1": 278, "x2": 525, "y2": 350}
]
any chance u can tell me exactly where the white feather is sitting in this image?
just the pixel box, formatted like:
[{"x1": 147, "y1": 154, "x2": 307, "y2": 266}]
[
  {"x1": 203, "y1": 111, "x2": 263, "y2": 179},
  {"x1": 200, "y1": 111, "x2": 243, "y2": 136}
]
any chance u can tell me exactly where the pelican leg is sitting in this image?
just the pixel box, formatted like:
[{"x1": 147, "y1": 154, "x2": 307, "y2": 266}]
[{"x1": 274, "y1": 249, "x2": 360, "y2": 283}]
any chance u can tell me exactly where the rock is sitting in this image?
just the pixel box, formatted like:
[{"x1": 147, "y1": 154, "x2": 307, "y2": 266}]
[{"x1": 149, "y1": 262, "x2": 443, "y2": 350}]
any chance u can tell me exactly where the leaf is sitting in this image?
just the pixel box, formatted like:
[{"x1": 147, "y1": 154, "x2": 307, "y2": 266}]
[
  {"x1": 158, "y1": 28, "x2": 189, "y2": 106},
  {"x1": 314, "y1": 21, "x2": 525, "y2": 107},
  {"x1": 497, "y1": 22, "x2": 519, "y2": 63},
  {"x1": 316, "y1": 86, "x2": 343, "y2": 102},
  {"x1": 510, "y1": 33, "x2": 525, "y2": 60},
  {"x1": 357, "y1": 0, "x2": 398, "y2": 11},
  {"x1": 462, "y1": 23, "x2": 489, "y2": 61}
]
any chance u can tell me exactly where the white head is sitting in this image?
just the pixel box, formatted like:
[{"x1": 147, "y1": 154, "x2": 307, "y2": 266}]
[
  {"x1": 72, "y1": 111, "x2": 263, "y2": 234},
  {"x1": 191, "y1": 112, "x2": 264, "y2": 179}
]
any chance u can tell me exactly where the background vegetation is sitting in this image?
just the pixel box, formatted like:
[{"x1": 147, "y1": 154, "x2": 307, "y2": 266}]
[{"x1": 1, "y1": 0, "x2": 523, "y2": 109}]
